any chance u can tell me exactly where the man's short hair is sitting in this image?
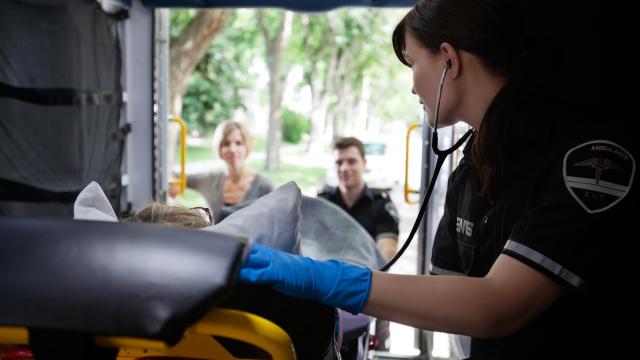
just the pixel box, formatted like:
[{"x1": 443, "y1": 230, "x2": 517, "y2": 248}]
[{"x1": 333, "y1": 137, "x2": 365, "y2": 160}]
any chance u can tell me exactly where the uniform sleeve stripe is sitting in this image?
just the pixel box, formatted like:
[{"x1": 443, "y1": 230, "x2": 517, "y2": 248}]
[
  {"x1": 376, "y1": 232, "x2": 399, "y2": 240},
  {"x1": 429, "y1": 263, "x2": 466, "y2": 276},
  {"x1": 504, "y1": 240, "x2": 587, "y2": 291}
]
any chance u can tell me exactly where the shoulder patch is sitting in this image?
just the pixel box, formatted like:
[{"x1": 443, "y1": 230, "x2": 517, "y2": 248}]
[
  {"x1": 563, "y1": 140, "x2": 635, "y2": 214},
  {"x1": 384, "y1": 201, "x2": 399, "y2": 223}
]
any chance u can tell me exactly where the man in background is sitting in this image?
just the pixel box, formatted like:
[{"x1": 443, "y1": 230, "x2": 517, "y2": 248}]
[{"x1": 318, "y1": 136, "x2": 399, "y2": 352}]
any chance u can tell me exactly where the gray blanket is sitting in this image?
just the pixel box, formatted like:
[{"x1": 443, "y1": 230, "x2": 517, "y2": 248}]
[
  {"x1": 212, "y1": 183, "x2": 383, "y2": 269},
  {"x1": 75, "y1": 181, "x2": 383, "y2": 270},
  {"x1": 300, "y1": 196, "x2": 384, "y2": 269}
]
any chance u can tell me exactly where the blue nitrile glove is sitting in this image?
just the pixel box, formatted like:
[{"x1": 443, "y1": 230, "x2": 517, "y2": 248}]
[{"x1": 239, "y1": 243, "x2": 372, "y2": 315}]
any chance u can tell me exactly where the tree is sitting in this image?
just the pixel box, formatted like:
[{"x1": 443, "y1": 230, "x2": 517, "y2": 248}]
[
  {"x1": 169, "y1": 9, "x2": 230, "y2": 116},
  {"x1": 179, "y1": 10, "x2": 261, "y2": 134},
  {"x1": 290, "y1": 10, "x2": 395, "y2": 148},
  {"x1": 257, "y1": 9, "x2": 293, "y2": 171},
  {"x1": 291, "y1": 14, "x2": 338, "y2": 153}
]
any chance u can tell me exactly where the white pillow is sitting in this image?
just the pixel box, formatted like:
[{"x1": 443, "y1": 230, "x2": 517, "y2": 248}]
[{"x1": 73, "y1": 181, "x2": 118, "y2": 222}]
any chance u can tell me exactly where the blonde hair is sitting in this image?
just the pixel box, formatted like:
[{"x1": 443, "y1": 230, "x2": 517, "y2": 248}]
[
  {"x1": 212, "y1": 121, "x2": 252, "y2": 158},
  {"x1": 124, "y1": 203, "x2": 210, "y2": 229}
]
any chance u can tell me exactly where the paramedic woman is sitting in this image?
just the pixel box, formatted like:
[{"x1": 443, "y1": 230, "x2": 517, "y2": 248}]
[{"x1": 239, "y1": 0, "x2": 633, "y2": 358}]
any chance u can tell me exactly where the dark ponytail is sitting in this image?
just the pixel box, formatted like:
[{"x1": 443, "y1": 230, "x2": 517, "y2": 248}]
[{"x1": 471, "y1": 34, "x2": 539, "y2": 201}]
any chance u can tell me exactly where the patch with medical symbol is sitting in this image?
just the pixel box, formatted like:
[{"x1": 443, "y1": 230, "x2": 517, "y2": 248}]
[{"x1": 563, "y1": 140, "x2": 635, "y2": 214}]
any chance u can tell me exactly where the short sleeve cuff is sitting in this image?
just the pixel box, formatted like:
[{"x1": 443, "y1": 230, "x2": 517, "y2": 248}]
[
  {"x1": 503, "y1": 240, "x2": 588, "y2": 292},
  {"x1": 375, "y1": 232, "x2": 398, "y2": 241},
  {"x1": 429, "y1": 263, "x2": 466, "y2": 276}
]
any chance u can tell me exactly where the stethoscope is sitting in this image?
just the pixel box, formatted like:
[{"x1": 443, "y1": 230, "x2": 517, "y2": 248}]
[{"x1": 380, "y1": 62, "x2": 475, "y2": 272}]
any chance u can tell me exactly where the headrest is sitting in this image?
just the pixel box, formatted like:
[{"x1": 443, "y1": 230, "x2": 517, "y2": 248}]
[{"x1": 0, "y1": 217, "x2": 245, "y2": 344}]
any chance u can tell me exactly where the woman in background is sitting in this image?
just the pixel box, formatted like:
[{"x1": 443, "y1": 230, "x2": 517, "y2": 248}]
[{"x1": 170, "y1": 120, "x2": 273, "y2": 223}]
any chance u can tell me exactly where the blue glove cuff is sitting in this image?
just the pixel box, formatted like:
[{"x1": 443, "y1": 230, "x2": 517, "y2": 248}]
[
  {"x1": 314, "y1": 259, "x2": 373, "y2": 315},
  {"x1": 240, "y1": 244, "x2": 373, "y2": 315}
]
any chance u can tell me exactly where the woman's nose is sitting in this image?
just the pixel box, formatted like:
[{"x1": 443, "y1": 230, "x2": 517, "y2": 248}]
[{"x1": 411, "y1": 87, "x2": 417, "y2": 95}]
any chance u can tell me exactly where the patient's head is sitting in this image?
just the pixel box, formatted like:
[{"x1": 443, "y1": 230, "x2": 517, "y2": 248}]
[{"x1": 124, "y1": 203, "x2": 211, "y2": 229}]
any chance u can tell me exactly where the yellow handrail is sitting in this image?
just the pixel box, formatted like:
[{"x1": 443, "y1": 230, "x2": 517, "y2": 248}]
[
  {"x1": 169, "y1": 115, "x2": 187, "y2": 196},
  {"x1": 404, "y1": 123, "x2": 422, "y2": 204}
]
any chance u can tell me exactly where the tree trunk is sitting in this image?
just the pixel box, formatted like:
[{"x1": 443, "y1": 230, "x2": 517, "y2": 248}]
[
  {"x1": 332, "y1": 77, "x2": 347, "y2": 140},
  {"x1": 169, "y1": 9, "x2": 230, "y2": 115},
  {"x1": 166, "y1": 9, "x2": 229, "y2": 179},
  {"x1": 258, "y1": 10, "x2": 293, "y2": 171},
  {"x1": 354, "y1": 75, "x2": 371, "y2": 134},
  {"x1": 326, "y1": 46, "x2": 350, "y2": 140},
  {"x1": 306, "y1": 68, "x2": 333, "y2": 154},
  {"x1": 304, "y1": 16, "x2": 337, "y2": 154}
]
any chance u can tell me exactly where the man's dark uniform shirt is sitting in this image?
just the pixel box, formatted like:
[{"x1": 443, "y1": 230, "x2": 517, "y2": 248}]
[{"x1": 318, "y1": 185, "x2": 399, "y2": 242}]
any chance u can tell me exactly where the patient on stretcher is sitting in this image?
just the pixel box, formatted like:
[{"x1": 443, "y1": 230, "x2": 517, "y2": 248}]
[
  {"x1": 70, "y1": 182, "x2": 382, "y2": 358},
  {"x1": 123, "y1": 202, "x2": 212, "y2": 229}
]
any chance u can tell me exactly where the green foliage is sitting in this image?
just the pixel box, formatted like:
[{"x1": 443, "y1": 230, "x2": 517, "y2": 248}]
[
  {"x1": 247, "y1": 159, "x2": 325, "y2": 194},
  {"x1": 256, "y1": 9, "x2": 288, "y2": 41},
  {"x1": 286, "y1": 9, "x2": 420, "y2": 131},
  {"x1": 281, "y1": 108, "x2": 310, "y2": 144},
  {"x1": 169, "y1": 7, "x2": 418, "y2": 208},
  {"x1": 173, "y1": 188, "x2": 209, "y2": 209},
  {"x1": 172, "y1": 142, "x2": 325, "y2": 208},
  {"x1": 173, "y1": 138, "x2": 214, "y2": 165},
  {"x1": 172, "y1": 7, "x2": 417, "y2": 137},
  {"x1": 170, "y1": 9, "x2": 198, "y2": 38},
  {"x1": 181, "y1": 71, "x2": 244, "y2": 134},
  {"x1": 171, "y1": 9, "x2": 260, "y2": 135},
  {"x1": 252, "y1": 135, "x2": 267, "y2": 152},
  {"x1": 173, "y1": 159, "x2": 325, "y2": 209}
]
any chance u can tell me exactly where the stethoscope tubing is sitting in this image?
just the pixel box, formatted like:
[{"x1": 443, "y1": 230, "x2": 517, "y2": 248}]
[{"x1": 380, "y1": 65, "x2": 474, "y2": 272}]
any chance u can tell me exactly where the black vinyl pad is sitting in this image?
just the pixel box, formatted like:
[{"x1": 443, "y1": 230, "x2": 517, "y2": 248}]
[{"x1": 0, "y1": 217, "x2": 246, "y2": 344}]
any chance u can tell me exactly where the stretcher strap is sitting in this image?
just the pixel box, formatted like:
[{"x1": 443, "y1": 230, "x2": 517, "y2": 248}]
[
  {"x1": 0, "y1": 178, "x2": 79, "y2": 203},
  {"x1": 0, "y1": 81, "x2": 123, "y2": 106}
]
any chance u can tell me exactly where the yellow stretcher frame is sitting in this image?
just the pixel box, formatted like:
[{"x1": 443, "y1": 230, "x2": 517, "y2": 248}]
[{"x1": 0, "y1": 308, "x2": 296, "y2": 360}]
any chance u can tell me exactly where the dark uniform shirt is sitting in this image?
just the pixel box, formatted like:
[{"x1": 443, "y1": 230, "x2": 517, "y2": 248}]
[
  {"x1": 318, "y1": 185, "x2": 399, "y2": 242},
  {"x1": 429, "y1": 87, "x2": 637, "y2": 359}
]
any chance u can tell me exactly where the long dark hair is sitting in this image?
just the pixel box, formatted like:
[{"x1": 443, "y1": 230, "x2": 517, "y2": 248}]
[{"x1": 392, "y1": 0, "x2": 535, "y2": 201}]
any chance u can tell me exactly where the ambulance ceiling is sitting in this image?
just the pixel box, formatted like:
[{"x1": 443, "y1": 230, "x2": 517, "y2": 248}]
[{"x1": 141, "y1": 0, "x2": 416, "y2": 11}]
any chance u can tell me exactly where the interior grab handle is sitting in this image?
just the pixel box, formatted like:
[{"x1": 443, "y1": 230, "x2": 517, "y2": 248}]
[
  {"x1": 169, "y1": 115, "x2": 187, "y2": 196},
  {"x1": 404, "y1": 122, "x2": 421, "y2": 204}
]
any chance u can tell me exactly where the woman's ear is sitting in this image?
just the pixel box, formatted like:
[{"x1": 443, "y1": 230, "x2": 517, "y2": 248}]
[{"x1": 440, "y1": 42, "x2": 461, "y2": 78}]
